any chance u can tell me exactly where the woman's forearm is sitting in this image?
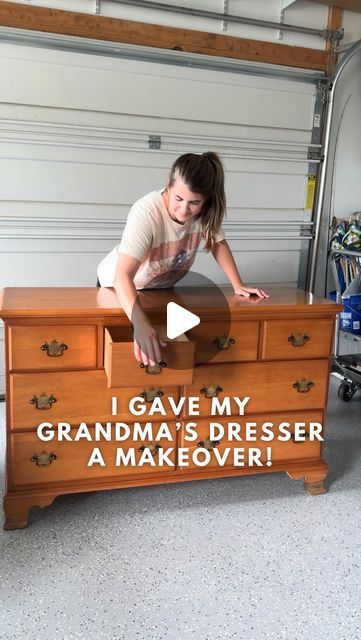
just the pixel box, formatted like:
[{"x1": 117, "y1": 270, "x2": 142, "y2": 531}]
[
  {"x1": 113, "y1": 253, "x2": 149, "y2": 325},
  {"x1": 113, "y1": 268, "x2": 166, "y2": 364},
  {"x1": 211, "y1": 239, "x2": 244, "y2": 290},
  {"x1": 114, "y1": 275, "x2": 148, "y2": 326},
  {"x1": 212, "y1": 239, "x2": 269, "y2": 299}
]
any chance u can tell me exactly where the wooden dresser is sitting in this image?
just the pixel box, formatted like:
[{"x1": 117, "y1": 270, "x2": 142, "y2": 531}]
[{"x1": 0, "y1": 286, "x2": 342, "y2": 529}]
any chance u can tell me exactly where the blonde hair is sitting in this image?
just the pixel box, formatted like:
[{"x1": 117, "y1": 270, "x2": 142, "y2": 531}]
[{"x1": 168, "y1": 152, "x2": 226, "y2": 251}]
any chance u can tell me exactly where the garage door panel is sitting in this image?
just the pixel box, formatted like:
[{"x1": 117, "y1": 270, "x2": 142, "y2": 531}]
[
  {"x1": 0, "y1": 43, "x2": 315, "y2": 291},
  {"x1": 0, "y1": 158, "x2": 307, "y2": 210},
  {"x1": 1, "y1": 51, "x2": 315, "y2": 131}
]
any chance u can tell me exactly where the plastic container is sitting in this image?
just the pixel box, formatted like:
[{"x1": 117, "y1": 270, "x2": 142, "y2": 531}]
[{"x1": 329, "y1": 291, "x2": 361, "y2": 335}]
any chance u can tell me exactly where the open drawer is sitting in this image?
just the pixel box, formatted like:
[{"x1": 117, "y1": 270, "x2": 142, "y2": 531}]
[{"x1": 104, "y1": 325, "x2": 195, "y2": 388}]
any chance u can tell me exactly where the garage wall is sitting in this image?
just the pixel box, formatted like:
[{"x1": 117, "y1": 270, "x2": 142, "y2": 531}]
[
  {"x1": 3, "y1": 0, "x2": 361, "y2": 394},
  {"x1": 4, "y1": 0, "x2": 330, "y2": 49},
  {"x1": 0, "y1": 40, "x2": 319, "y2": 394},
  {"x1": 0, "y1": 42, "x2": 317, "y2": 289}
]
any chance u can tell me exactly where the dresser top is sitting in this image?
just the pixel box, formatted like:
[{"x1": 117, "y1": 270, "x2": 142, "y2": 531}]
[{"x1": 0, "y1": 286, "x2": 342, "y2": 319}]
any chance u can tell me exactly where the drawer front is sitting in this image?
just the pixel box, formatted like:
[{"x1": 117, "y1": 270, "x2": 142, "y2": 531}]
[
  {"x1": 10, "y1": 425, "x2": 177, "y2": 487},
  {"x1": 10, "y1": 370, "x2": 179, "y2": 430},
  {"x1": 9, "y1": 325, "x2": 97, "y2": 371},
  {"x1": 263, "y1": 319, "x2": 334, "y2": 360},
  {"x1": 186, "y1": 321, "x2": 260, "y2": 364},
  {"x1": 179, "y1": 412, "x2": 323, "y2": 473},
  {"x1": 105, "y1": 327, "x2": 195, "y2": 387},
  {"x1": 184, "y1": 360, "x2": 330, "y2": 417}
]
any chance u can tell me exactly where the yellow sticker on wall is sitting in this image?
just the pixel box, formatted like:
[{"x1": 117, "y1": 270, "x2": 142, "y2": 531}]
[{"x1": 305, "y1": 175, "x2": 316, "y2": 210}]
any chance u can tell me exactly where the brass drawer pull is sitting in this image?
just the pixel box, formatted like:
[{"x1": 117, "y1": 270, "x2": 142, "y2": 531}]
[
  {"x1": 140, "y1": 387, "x2": 164, "y2": 402},
  {"x1": 290, "y1": 432, "x2": 310, "y2": 442},
  {"x1": 288, "y1": 333, "x2": 310, "y2": 347},
  {"x1": 30, "y1": 393, "x2": 57, "y2": 410},
  {"x1": 213, "y1": 335, "x2": 236, "y2": 350},
  {"x1": 138, "y1": 443, "x2": 160, "y2": 457},
  {"x1": 31, "y1": 452, "x2": 57, "y2": 466},
  {"x1": 197, "y1": 437, "x2": 220, "y2": 451},
  {"x1": 140, "y1": 361, "x2": 167, "y2": 375},
  {"x1": 293, "y1": 379, "x2": 314, "y2": 393},
  {"x1": 200, "y1": 384, "x2": 223, "y2": 398},
  {"x1": 40, "y1": 339, "x2": 68, "y2": 357}
]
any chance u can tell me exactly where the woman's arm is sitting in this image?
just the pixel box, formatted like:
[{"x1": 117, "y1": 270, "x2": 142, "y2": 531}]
[
  {"x1": 113, "y1": 253, "x2": 166, "y2": 365},
  {"x1": 211, "y1": 239, "x2": 269, "y2": 298}
]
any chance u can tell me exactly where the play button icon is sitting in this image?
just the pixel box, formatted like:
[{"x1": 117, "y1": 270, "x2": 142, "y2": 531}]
[
  {"x1": 167, "y1": 302, "x2": 200, "y2": 339},
  {"x1": 132, "y1": 270, "x2": 231, "y2": 369}
]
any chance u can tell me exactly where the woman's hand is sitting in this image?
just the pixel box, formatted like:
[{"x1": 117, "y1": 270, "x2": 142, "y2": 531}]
[
  {"x1": 234, "y1": 285, "x2": 269, "y2": 299},
  {"x1": 133, "y1": 319, "x2": 167, "y2": 366}
]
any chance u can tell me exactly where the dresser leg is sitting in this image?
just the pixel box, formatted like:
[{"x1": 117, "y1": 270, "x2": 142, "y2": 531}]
[
  {"x1": 286, "y1": 464, "x2": 328, "y2": 496},
  {"x1": 304, "y1": 479, "x2": 327, "y2": 495},
  {"x1": 3, "y1": 494, "x2": 57, "y2": 530}
]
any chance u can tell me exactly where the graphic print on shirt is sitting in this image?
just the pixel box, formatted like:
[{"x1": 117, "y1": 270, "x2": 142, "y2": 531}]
[{"x1": 134, "y1": 232, "x2": 202, "y2": 289}]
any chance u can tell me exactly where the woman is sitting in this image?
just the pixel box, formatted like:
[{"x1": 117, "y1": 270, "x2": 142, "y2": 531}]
[{"x1": 97, "y1": 151, "x2": 268, "y2": 366}]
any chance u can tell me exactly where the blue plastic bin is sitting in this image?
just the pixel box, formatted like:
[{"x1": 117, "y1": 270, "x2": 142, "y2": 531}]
[{"x1": 329, "y1": 291, "x2": 361, "y2": 335}]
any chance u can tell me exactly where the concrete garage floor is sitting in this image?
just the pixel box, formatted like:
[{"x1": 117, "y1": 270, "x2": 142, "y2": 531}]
[{"x1": 0, "y1": 376, "x2": 360, "y2": 640}]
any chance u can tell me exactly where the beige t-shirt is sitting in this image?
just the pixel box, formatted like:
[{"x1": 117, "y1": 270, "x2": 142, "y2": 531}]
[{"x1": 97, "y1": 190, "x2": 225, "y2": 289}]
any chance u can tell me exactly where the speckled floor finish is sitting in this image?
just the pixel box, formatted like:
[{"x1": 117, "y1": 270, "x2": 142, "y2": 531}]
[{"x1": 0, "y1": 376, "x2": 360, "y2": 640}]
